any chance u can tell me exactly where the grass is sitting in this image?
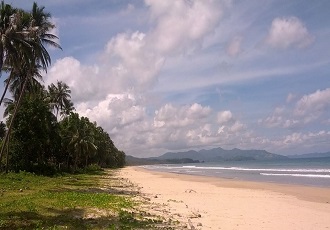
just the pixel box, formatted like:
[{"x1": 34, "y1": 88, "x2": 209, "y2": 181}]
[{"x1": 0, "y1": 170, "x2": 175, "y2": 229}]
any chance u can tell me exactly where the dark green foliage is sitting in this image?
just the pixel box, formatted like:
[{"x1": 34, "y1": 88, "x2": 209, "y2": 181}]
[
  {"x1": 60, "y1": 113, "x2": 125, "y2": 172},
  {"x1": 7, "y1": 92, "x2": 61, "y2": 173},
  {"x1": 0, "y1": 121, "x2": 5, "y2": 139},
  {"x1": 0, "y1": 2, "x2": 125, "y2": 174},
  {"x1": 2, "y1": 86, "x2": 126, "y2": 174}
]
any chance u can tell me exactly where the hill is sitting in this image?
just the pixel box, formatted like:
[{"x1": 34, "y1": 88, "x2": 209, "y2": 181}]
[
  {"x1": 126, "y1": 147, "x2": 287, "y2": 165},
  {"x1": 158, "y1": 147, "x2": 287, "y2": 162},
  {"x1": 125, "y1": 155, "x2": 200, "y2": 166}
]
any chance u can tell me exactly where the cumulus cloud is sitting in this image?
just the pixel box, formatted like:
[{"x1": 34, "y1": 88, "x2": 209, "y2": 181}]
[
  {"x1": 104, "y1": 31, "x2": 165, "y2": 91},
  {"x1": 47, "y1": 0, "x2": 228, "y2": 100},
  {"x1": 43, "y1": 1, "x2": 330, "y2": 156},
  {"x1": 261, "y1": 88, "x2": 330, "y2": 130},
  {"x1": 260, "y1": 106, "x2": 287, "y2": 128},
  {"x1": 146, "y1": 0, "x2": 227, "y2": 55},
  {"x1": 217, "y1": 110, "x2": 233, "y2": 124},
  {"x1": 262, "y1": 115, "x2": 283, "y2": 128},
  {"x1": 44, "y1": 0, "x2": 234, "y2": 156},
  {"x1": 45, "y1": 57, "x2": 101, "y2": 102},
  {"x1": 154, "y1": 103, "x2": 211, "y2": 128},
  {"x1": 281, "y1": 131, "x2": 330, "y2": 151},
  {"x1": 265, "y1": 16, "x2": 314, "y2": 49},
  {"x1": 217, "y1": 110, "x2": 245, "y2": 133},
  {"x1": 75, "y1": 97, "x2": 251, "y2": 156},
  {"x1": 76, "y1": 93, "x2": 147, "y2": 132},
  {"x1": 294, "y1": 88, "x2": 330, "y2": 122}
]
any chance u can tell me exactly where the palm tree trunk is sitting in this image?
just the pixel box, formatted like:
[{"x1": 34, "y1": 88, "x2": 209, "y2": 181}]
[
  {"x1": 5, "y1": 134, "x2": 10, "y2": 173},
  {"x1": 0, "y1": 77, "x2": 28, "y2": 168},
  {"x1": 0, "y1": 73, "x2": 13, "y2": 106}
]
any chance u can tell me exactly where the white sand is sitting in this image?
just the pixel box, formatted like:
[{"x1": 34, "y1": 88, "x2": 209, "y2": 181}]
[{"x1": 119, "y1": 166, "x2": 330, "y2": 230}]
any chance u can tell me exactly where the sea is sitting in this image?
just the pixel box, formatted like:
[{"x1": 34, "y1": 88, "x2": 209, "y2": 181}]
[{"x1": 141, "y1": 157, "x2": 330, "y2": 188}]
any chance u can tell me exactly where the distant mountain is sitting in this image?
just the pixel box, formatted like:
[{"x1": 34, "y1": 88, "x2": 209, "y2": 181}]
[
  {"x1": 288, "y1": 151, "x2": 330, "y2": 159},
  {"x1": 125, "y1": 147, "x2": 288, "y2": 166},
  {"x1": 157, "y1": 147, "x2": 287, "y2": 162},
  {"x1": 125, "y1": 155, "x2": 199, "y2": 166}
]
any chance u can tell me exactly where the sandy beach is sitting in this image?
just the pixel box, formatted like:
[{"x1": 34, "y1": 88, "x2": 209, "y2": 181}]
[{"x1": 119, "y1": 166, "x2": 330, "y2": 230}]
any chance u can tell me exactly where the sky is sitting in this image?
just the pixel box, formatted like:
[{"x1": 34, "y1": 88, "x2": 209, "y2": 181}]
[{"x1": 4, "y1": 0, "x2": 330, "y2": 157}]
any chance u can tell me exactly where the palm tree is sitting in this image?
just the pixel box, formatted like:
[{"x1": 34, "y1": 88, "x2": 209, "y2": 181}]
[
  {"x1": 0, "y1": 1, "x2": 62, "y2": 106},
  {"x1": 0, "y1": 3, "x2": 31, "y2": 106},
  {"x1": 2, "y1": 97, "x2": 13, "y2": 117},
  {"x1": 48, "y1": 81, "x2": 72, "y2": 119},
  {"x1": 62, "y1": 114, "x2": 97, "y2": 171},
  {"x1": 0, "y1": 62, "x2": 43, "y2": 162},
  {"x1": 0, "y1": 2, "x2": 61, "y2": 166}
]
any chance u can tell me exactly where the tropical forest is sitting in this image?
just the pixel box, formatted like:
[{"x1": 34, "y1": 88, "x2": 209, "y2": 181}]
[{"x1": 0, "y1": 1, "x2": 125, "y2": 174}]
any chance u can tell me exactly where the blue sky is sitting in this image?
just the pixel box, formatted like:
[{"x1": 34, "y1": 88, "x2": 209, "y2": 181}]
[{"x1": 6, "y1": 0, "x2": 330, "y2": 157}]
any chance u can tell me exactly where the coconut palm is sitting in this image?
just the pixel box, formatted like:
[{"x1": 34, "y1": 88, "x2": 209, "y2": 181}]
[
  {"x1": 0, "y1": 3, "x2": 31, "y2": 106},
  {"x1": 48, "y1": 81, "x2": 72, "y2": 119},
  {"x1": 0, "y1": 2, "x2": 61, "y2": 166},
  {"x1": 0, "y1": 1, "x2": 61, "y2": 106}
]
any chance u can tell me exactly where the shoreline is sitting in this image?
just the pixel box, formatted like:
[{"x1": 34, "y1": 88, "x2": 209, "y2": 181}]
[
  {"x1": 138, "y1": 166, "x2": 330, "y2": 204},
  {"x1": 119, "y1": 166, "x2": 330, "y2": 229}
]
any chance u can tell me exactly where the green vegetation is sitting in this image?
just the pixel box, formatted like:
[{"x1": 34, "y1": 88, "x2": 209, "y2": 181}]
[
  {"x1": 0, "y1": 2, "x2": 170, "y2": 229},
  {"x1": 0, "y1": 1, "x2": 125, "y2": 174},
  {"x1": 0, "y1": 169, "x2": 173, "y2": 229}
]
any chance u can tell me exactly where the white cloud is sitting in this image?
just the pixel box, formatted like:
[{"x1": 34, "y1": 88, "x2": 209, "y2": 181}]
[
  {"x1": 76, "y1": 93, "x2": 147, "y2": 132},
  {"x1": 265, "y1": 16, "x2": 314, "y2": 49},
  {"x1": 283, "y1": 119, "x2": 300, "y2": 129},
  {"x1": 104, "y1": 31, "x2": 165, "y2": 91},
  {"x1": 282, "y1": 131, "x2": 330, "y2": 150},
  {"x1": 294, "y1": 88, "x2": 330, "y2": 122},
  {"x1": 43, "y1": 0, "x2": 235, "y2": 156},
  {"x1": 45, "y1": 57, "x2": 101, "y2": 102},
  {"x1": 261, "y1": 106, "x2": 287, "y2": 128},
  {"x1": 42, "y1": 1, "x2": 330, "y2": 157},
  {"x1": 262, "y1": 115, "x2": 283, "y2": 128},
  {"x1": 217, "y1": 110, "x2": 233, "y2": 124},
  {"x1": 230, "y1": 121, "x2": 245, "y2": 132},
  {"x1": 146, "y1": 0, "x2": 227, "y2": 55},
  {"x1": 154, "y1": 103, "x2": 211, "y2": 128},
  {"x1": 260, "y1": 88, "x2": 330, "y2": 129}
]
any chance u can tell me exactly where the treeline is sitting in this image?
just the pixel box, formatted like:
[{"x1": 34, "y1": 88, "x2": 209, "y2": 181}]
[{"x1": 0, "y1": 2, "x2": 125, "y2": 174}]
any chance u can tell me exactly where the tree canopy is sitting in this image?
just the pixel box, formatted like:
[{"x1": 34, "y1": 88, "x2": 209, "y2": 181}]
[{"x1": 0, "y1": 1, "x2": 125, "y2": 174}]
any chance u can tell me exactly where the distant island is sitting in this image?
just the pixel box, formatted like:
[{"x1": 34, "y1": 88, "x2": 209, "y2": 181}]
[
  {"x1": 126, "y1": 147, "x2": 287, "y2": 165},
  {"x1": 126, "y1": 147, "x2": 330, "y2": 166}
]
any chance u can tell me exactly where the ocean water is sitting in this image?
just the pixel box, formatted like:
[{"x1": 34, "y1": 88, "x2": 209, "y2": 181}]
[{"x1": 141, "y1": 157, "x2": 330, "y2": 187}]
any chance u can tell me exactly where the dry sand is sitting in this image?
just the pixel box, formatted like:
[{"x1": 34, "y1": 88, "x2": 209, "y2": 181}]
[{"x1": 119, "y1": 166, "x2": 330, "y2": 230}]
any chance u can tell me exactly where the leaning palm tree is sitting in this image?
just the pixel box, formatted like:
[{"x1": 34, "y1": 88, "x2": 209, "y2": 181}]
[
  {"x1": 0, "y1": 2, "x2": 61, "y2": 166},
  {"x1": 0, "y1": 2, "x2": 61, "y2": 106},
  {"x1": 0, "y1": 61, "x2": 43, "y2": 162},
  {"x1": 0, "y1": 4, "x2": 32, "y2": 106}
]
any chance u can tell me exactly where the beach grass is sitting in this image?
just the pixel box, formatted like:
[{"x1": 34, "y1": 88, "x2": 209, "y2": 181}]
[{"x1": 0, "y1": 169, "x2": 172, "y2": 229}]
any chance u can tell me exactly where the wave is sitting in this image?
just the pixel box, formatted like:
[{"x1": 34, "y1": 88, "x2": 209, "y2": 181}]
[
  {"x1": 260, "y1": 173, "x2": 330, "y2": 178},
  {"x1": 177, "y1": 165, "x2": 330, "y2": 173}
]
